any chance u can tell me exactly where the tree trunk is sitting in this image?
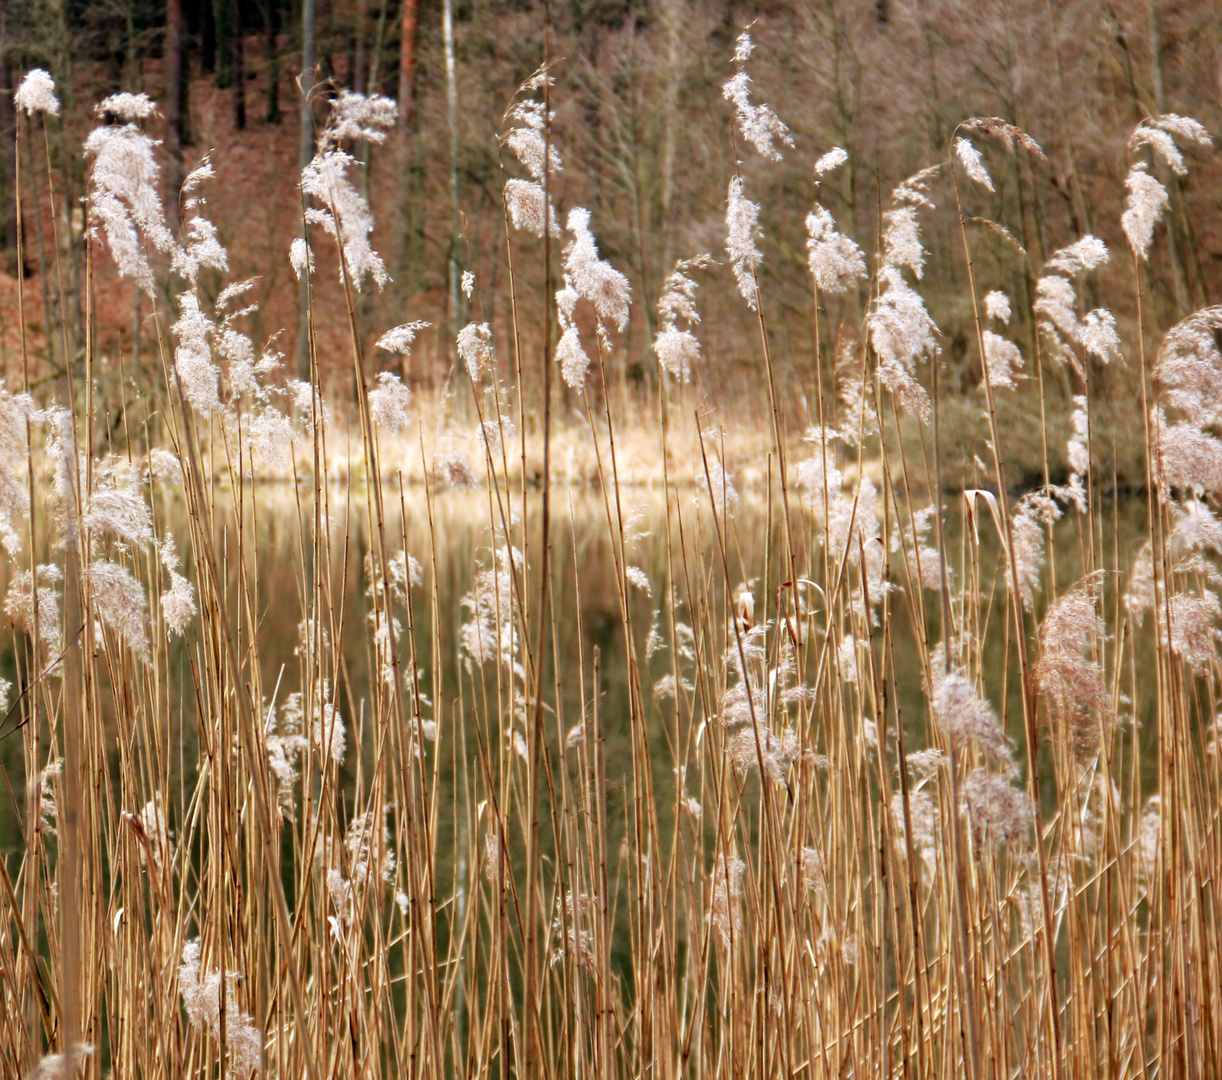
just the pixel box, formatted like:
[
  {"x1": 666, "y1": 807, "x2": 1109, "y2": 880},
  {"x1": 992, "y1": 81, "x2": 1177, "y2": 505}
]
[
  {"x1": 354, "y1": 0, "x2": 369, "y2": 94},
  {"x1": 201, "y1": 0, "x2": 218, "y2": 73},
  {"x1": 443, "y1": 0, "x2": 460, "y2": 346},
  {"x1": 0, "y1": 51, "x2": 19, "y2": 274},
  {"x1": 397, "y1": 0, "x2": 420, "y2": 131},
  {"x1": 214, "y1": 0, "x2": 232, "y2": 86},
  {"x1": 297, "y1": 0, "x2": 317, "y2": 381},
  {"x1": 265, "y1": 0, "x2": 282, "y2": 122},
  {"x1": 165, "y1": 0, "x2": 187, "y2": 229},
  {"x1": 232, "y1": 0, "x2": 247, "y2": 129}
]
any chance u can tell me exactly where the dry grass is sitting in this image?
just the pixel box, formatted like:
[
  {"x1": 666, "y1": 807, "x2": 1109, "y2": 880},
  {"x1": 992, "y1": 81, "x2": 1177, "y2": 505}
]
[{"x1": 0, "y1": 63, "x2": 1220, "y2": 1080}]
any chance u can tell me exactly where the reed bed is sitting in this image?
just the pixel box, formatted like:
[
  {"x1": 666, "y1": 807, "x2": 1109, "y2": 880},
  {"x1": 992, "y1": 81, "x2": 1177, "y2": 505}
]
[{"x1": 1, "y1": 41, "x2": 1220, "y2": 1080}]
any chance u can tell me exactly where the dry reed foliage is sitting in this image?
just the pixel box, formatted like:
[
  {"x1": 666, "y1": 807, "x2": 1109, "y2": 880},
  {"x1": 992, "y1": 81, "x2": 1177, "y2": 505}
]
[{"x1": 2, "y1": 57, "x2": 1221, "y2": 1080}]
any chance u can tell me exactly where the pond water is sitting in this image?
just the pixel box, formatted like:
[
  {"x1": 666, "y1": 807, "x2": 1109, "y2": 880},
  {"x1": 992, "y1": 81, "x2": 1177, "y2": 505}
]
[{"x1": 0, "y1": 481, "x2": 1162, "y2": 874}]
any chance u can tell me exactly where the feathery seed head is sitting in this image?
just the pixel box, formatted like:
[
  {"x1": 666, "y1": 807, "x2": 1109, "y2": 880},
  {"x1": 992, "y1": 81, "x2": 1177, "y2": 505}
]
[
  {"x1": 931, "y1": 671, "x2": 1014, "y2": 767},
  {"x1": 1167, "y1": 591, "x2": 1221, "y2": 673},
  {"x1": 814, "y1": 146, "x2": 848, "y2": 177},
  {"x1": 654, "y1": 329, "x2": 701, "y2": 383},
  {"x1": 86, "y1": 488, "x2": 154, "y2": 546},
  {"x1": 96, "y1": 92, "x2": 156, "y2": 122},
  {"x1": 368, "y1": 372, "x2": 413, "y2": 433},
  {"x1": 556, "y1": 324, "x2": 591, "y2": 390},
  {"x1": 1129, "y1": 115, "x2": 1211, "y2": 177},
  {"x1": 319, "y1": 90, "x2": 397, "y2": 150},
  {"x1": 1046, "y1": 236, "x2": 1109, "y2": 276},
  {"x1": 85, "y1": 106, "x2": 176, "y2": 294},
  {"x1": 722, "y1": 71, "x2": 792, "y2": 161},
  {"x1": 955, "y1": 137, "x2": 994, "y2": 191},
  {"x1": 1122, "y1": 163, "x2": 1170, "y2": 260},
  {"x1": 1154, "y1": 307, "x2": 1222, "y2": 427},
  {"x1": 726, "y1": 177, "x2": 763, "y2": 309},
  {"x1": 179, "y1": 940, "x2": 263, "y2": 1075},
  {"x1": 504, "y1": 178, "x2": 559, "y2": 237},
  {"x1": 806, "y1": 206, "x2": 866, "y2": 294},
  {"x1": 563, "y1": 208, "x2": 631, "y2": 332},
  {"x1": 654, "y1": 255, "x2": 710, "y2": 381},
  {"x1": 433, "y1": 438, "x2": 478, "y2": 490},
  {"x1": 981, "y1": 330, "x2": 1023, "y2": 391},
  {"x1": 376, "y1": 321, "x2": 430, "y2": 356},
  {"x1": 457, "y1": 322, "x2": 495, "y2": 381},
  {"x1": 300, "y1": 148, "x2": 389, "y2": 291},
  {"x1": 162, "y1": 572, "x2": 196, "y2": 636},
  {"x1": 961, "y1": 770, "x2": 1033, "y2": 852},
  {"x1": 1034, "y1": 575, "x2": 1111, "y2": 735},
  {"x1": 89, "y1": 560, "x2": 149, "y2": 659},
  {"x1": 710, "y1": 852, "x2": 747, "y2": 947},
  {"x1": 171, "y1": 291, "x2": 221, "y2": 414},
  {"x1": 289, "y1": 237, "x2": 314, "y2": 281},
  {"x1": 984, "y1": 290, "x2": 1011, "y2": 323},
  {"x1": 15, "y1": 69, "x2": 60, "y2": 116}
]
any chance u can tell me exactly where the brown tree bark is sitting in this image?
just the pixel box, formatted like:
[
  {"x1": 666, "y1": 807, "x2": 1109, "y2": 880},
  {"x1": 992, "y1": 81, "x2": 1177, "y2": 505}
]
[
  {"x1": 0, "y1": 52, "x2": 18, "y2": 273},
  {"x1": 354, "y1": 0, "x2": 369, "y2": 94},
  {"x1": 296, "y1": 0, "x2": 316, "y2": 380},
  {"x1": 232, "y1": 0, "x2": 247, "y2": 129},
  {"x1": 397, "y1": 0, "x2": 420, "y2": 131},
  {"x1": 265, "y1": 0, "x2": 282, "y2": 122},
  {"x1": 165, "y1": 0, "x2": 187, "y2": 228}
]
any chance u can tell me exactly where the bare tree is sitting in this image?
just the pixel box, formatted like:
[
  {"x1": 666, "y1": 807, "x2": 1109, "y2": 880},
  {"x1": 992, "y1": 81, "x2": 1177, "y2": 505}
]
[
  {"x1": 232, "y1": 0, "x2": 246, "y2": 129},
  {"x1": 265, "y1": 0, "x2": 282, "y2": 123},
  {"x1": 165, "y1": 0, "x2": 187, "y2": 228},
  {"x1": 297, "y1": 0, "x2": 316, "y2": 380},
  {"x1": 397, "y1": 0, "x2": 419, "y2": 132}
]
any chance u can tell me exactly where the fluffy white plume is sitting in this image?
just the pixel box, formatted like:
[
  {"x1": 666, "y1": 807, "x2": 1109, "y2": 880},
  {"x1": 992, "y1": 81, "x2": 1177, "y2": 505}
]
[
  {"x1": 320, "y1": 90, "x2": 397, "y2": 148},
  {"x1": 457, "y1": 322, "x2": 495, "y2": 381},
  {"x1": 868, "y1": 267, "x2": 937, "y2": 419},
  {"x1": 376, "y1": 321, "x2": 430, "y2": 356},
  {"x1": 814, "y1": 146, "x2": 848, "y2": 177},
  {"x1": 654, "y1": 255, "x2": 710, "y2": 382},
  {"x1": 96, "y1": 92, "x2": 156, "y2": 121},
  {"x1": 722, "y1": 71, "x2": 792, "y2": 161},
  {"x1": 15, "y1": 69, "x2": 60, "y2": 116},
  {"x1": 726, "y1": 177, "x2": 762, "y2": 309},
  {"x1": 982, "y1": 330, "x2": 1023, "y2": 390},
  {"x1": 1121, "y1": 162, "x2": 1170, "y2": 260},
  {"x1": 556, "y1": 325, "x2": 590, "y2": 390},
  {"x1": 162, "y1": 572, "x2": 196, "y2": 636},
  {"x1": 1129, "y1": 115, "x2": 1211, "y2": 176},
  {"x1": 171, "y1": 291, "x2": 221, "y2": 414},
  {"x1": 984, "y1": 290, "x2": 1011, "y2": 324},
  {"x1": 955, "y1": 137, "x2": 994, "y2": 191},
  {"x1": 504, "y1": 93, "x2": 560, "y2": 182},
  {"x1": 172, "y1": 154, "x2": 229, "y2": 284},
  {"x1": 179, "y1": 940, "x2": 263, "y2": 1075},
  {"x1": 289, "y1": 237, "x2": 314, "y2": 281},
  {"x1": 300, "y1": 149, "x2": 388, "y2": 291},
  {"x1": 881, "y1": 166, "x2": 938, "y2": 279},
  {"x1": 86, "y1": 488, "x2": 154, "y2": 546},
  {"x1": 806, "y1": 205, "x2": 866, "y2": 294},
  {"x1": 1045, "y1": 236, "x2": 1108, "y2": 276},
  {"x1": 563, "y1": 208, "x2": 631, "y2": 332},
  {"x1": 89, "y1": 560, "x2": 149, "y2": 658},
  {"x1": 504, "y1": 179, "x2": 559, "y2": 237},
  {"x1": 1034, "y1": 238, "x2": 1117, "y2": 376},
  {"x1": 368, "y1": 373, "x2": 412, "y2": 432},
  {"x1": 85, "y1": 101, "x2": 176, "y2": 295}
]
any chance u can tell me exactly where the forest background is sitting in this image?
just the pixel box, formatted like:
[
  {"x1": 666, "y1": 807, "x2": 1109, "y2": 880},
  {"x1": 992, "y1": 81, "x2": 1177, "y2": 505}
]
[{"x1": 1, "y1": 0, "x2": 1221, "y2": 489}]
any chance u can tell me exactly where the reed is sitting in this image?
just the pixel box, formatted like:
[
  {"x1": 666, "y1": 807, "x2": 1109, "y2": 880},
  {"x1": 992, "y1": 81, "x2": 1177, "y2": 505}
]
[{"x1": 0, "y1": 46, "x2": 1219, "y2": 1080}]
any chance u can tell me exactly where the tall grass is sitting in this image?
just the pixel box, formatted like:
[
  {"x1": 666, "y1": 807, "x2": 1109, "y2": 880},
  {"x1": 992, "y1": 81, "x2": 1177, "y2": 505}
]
[{"x1": 0, "y1": 47, "x2": 1220, "y2": 1080}]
